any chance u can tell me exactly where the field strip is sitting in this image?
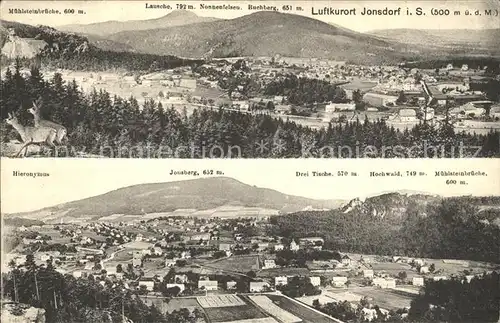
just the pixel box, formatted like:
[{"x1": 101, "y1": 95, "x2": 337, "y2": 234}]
[
  {"x1": 279, "y1": 294, "x2": 346, "y2": 323},
  {"x1": 248, "y1": 295, "x2": 301, "y2": 323},
  {"x1": 198, "y1": 295, "x2": 246, "y2": 308},
  {"x1": 323, "y1": 291, "x2": 363, "y2": 303},
  {"x1": 222, "y1": 318, "x2": 280, "y2": 323}
]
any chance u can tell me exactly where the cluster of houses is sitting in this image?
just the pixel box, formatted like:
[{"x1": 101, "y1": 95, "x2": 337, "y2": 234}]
[
  {"x1": 16, "y1": 52, "x2": 494, "y2": 132},
  {"x1": 5, "y1": 217, "x2": 495, "y2": 303},
  {"x1": 198, "y1": 57, "x2": 496, "y2": 128}
]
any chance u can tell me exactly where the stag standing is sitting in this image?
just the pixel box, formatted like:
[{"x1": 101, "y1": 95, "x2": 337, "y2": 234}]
[{"x1": 5, "y1": 112, "x2": 57, "y2": 157}]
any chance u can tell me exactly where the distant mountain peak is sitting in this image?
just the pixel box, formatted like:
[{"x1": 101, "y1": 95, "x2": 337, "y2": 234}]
[{"x1": 164, "y1": 10, "x2": 199, "y2": 18}]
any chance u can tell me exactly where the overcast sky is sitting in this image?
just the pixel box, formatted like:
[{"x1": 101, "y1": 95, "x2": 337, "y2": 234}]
[
  {"x1": 2, "y1": 158, "x2": 499, "y2": 213},
  {"x1": 1, "y1": 0, "x2": 499, "y2": 32}
]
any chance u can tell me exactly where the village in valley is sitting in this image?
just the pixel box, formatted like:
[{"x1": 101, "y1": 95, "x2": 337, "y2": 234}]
[
  {"x1": 3, "y1": 206, "x2": 498, "y2": 323},
  {"x1": 2, "y1": 22, "x2": 500, "y2": 137},
  {"x1": 6, "y1": 52, "x2": 499, "y2": 136}
]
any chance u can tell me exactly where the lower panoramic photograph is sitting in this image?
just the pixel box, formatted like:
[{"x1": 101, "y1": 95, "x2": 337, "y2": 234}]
[{"x1": 1, "y1": 160, "x2": 499, "y2": 323}]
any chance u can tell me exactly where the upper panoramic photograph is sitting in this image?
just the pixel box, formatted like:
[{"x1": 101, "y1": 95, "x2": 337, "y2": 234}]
[{"x1": 0, "y1": 0, "x2": 499, "y2": 158}]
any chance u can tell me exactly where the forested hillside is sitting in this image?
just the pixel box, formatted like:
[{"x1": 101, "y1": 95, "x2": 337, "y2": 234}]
[
  {"x1": 1, "y1": 65, "x2": 499, "y2": 158},
  {"x1": 107, "y1": 11, "x2": 405, "y2": 63},
  {"x1": 0, "y1": 20, "x2": 200, "y2": 71},
  {"x1": 269, "y1": 196, "x2": 500, "y2": 263}
]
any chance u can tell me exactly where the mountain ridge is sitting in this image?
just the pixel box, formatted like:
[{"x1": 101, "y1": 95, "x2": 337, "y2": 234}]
[
  {"x1": 369, "y1": 28, "x2": 500, "y2": 53},
  {"x1": 106, "y1": 11, "x2": 412, "y2": 63},
  {"x1": 5, "y1": 177, "x2": 500, "y2": 230},
  {"x1": 3, "y1": 177, "x2": 345, "y2": 221},
  {"x1": 58, "y1": 10, "x2": 221, "y2": 36}
]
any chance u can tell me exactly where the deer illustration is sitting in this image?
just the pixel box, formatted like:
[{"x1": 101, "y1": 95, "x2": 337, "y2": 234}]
[
  {"x1": 28, "y1": 98, "x2": 67, "y2": 145},
  {"x1": 5, "y1": 112, "x2": 57, "y2": 157}
]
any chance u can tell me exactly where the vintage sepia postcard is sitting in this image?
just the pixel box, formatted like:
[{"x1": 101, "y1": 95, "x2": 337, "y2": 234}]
[
  {"x1": 0, "y1": 0, "x2": 499, "y2": 158},
  {"x1": 1, "y1": 158, "x2": 500, "y2": 322},
  {"x1": 1, "y1": 0, "x2": 500, "y2": 323}
]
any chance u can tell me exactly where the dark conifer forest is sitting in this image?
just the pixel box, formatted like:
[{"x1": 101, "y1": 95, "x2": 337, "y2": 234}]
[{"x1": 1, "y1": 64, "x2": 498, "y2": 158}]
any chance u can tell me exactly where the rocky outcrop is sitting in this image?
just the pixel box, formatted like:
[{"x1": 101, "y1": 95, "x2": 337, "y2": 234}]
[
  {"x1": 1, "y1": 29, "x2": 47, "y2": 59},
  {"x1": 1, "y1": 37, "x2": 47, "y2": 59},
  {"x1": 340, "y1": 197, "x2": 366, "y2": 213},
  {"x1": 1, "y1": 303, "x2": 46, "y2": 323},
  {"x1": 340, "y1": 193, "x2": 437, "y2": 221}
]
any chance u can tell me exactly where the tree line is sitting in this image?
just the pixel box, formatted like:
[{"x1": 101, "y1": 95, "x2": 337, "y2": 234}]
[
  {"x1": 38, "y1": 50, "x2": 201, "y2": 74},
  {"x1": 1, "y1": 65, "x2": 499, "y2": 158}
]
